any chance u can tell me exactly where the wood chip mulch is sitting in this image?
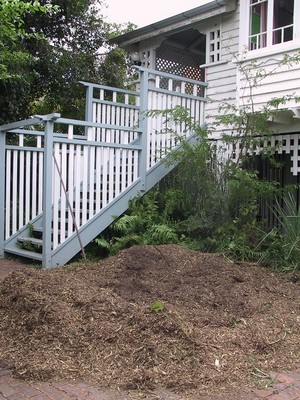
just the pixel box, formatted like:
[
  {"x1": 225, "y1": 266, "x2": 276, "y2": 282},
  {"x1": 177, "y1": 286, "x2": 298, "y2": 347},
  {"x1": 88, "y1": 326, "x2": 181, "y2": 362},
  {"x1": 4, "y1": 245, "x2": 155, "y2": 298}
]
[{"x1": 0, "y1": 244, "x2": 299, "y2": 397}]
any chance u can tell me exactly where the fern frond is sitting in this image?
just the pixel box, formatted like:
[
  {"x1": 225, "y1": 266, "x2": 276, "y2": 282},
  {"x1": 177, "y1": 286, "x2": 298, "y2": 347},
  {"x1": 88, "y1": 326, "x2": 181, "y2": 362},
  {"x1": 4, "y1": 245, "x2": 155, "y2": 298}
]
[
  {"x1": 94, "y1": 237, "x2": 111, "y2": 252},
  {"x1": 148, "y1": 224, "x2": 178, "y2": 244},
  {"x1": 111, "y1": 234, "x2": 144, "y2": 254},
  {"x1": 113, "y1": 214, "x2": 142, "y2": 234}
]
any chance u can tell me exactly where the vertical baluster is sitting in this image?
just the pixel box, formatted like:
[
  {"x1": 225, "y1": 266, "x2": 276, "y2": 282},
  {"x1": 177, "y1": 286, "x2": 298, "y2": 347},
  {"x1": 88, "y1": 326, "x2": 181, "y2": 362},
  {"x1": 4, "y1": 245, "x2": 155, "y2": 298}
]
[
  {"x1": 102, "y1": 146, "x2": 108, "y2": 207},
  {"x1": 191, "y1": 84, "x2": 198, "y2": 133},
  {"x1": 123, "y1": 94, "x2": 128, "y2": 140},
  {"x1": 133, "y1": 149, "x2": 138, "y2": 182},
  {"x1": 67, "y1": 125, "x2": 74, "y2": 236},
  {"x1": 129, "y1": 108, "x2": 134, "y2": 143},
  {"x1": 60, "y1": 140, "x2": 67, "y2": 243},
  {"x1": 92, "y1": 101, "x2": 96, "y2": 125},
  {"x1": 112, "y1": 91, "x2": 118, "y2": 143},
  {"x1": 166, "y1": 78, "x2": 173, "y2": 154},
  {"x1": 88, "y1": 127, "x2": 95, "y2": 218},
  {"x1": 100, "y1": 89, "x2": 105, "y2": 142},
  {"x1": 106, "y1": 104, "x2": 111, "y2": 142},
  {"x1": 108, "y1": 147, "x2": 114, "y2": 203},
  {"x1": 74, "y1": 144, "x2": 82, "y2": 227},
  {"x1": 18, "y1": 135, "x2": 24, "y2": 230},
  {"x1": 31, "y1": 141, "x2": 37, "y2": 219},
  {"x1": 81, "y1": 144, "x2": 88, "y2": 225},
  {"x1": 5, "y1": 150, "x2": 11, "y2": 239},
  {"x1": 52, "y1": 142, "x2": 60, "y2": 248},
  {"x1": 96, "y1": 103, "x2": 101, "y2": 141},
  {"x1": 121, "y1": 147, "x2": 127, "y2": 191},
  {"x1": 292, "y1": 134, "x2": 298, "y2": 175},
  {"x1": 147, "y1": 90, "x2": 153, "y2": 170},
  {"x1": 181, "y1": 82, "x2": 186, "y2": 139},
  {"x1": 95, "y1": 146, "x2": 102, "y2": 212},
  {"x1": 37, "y1": 136, "x2": 43, "y2": 214},
  {"x1": 121, "y1": 96, "x2": 129, "y2": 192},
  {"x1": 11, "y1": 148, "x2": 18, "y2": 234},
  {"x1": 127, "y1": 148, "x2": 133, "y2": 186},
  {"x1": 25, "y1": 150, "x2": 31, "y2": 225},
  {"x1": 161, "y1": 87, "x2": 168, "y2": 161},
  {"x1": 115, "y1": 148, "x2": 121, "y2": 197}
]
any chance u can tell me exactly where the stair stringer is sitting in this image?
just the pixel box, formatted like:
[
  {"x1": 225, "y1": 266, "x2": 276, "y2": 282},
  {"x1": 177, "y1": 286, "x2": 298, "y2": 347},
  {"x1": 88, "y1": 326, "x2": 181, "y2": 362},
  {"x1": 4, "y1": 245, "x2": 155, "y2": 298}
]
[{"x1": 50, "y1": 158, "x2": 176, "y2": 267}]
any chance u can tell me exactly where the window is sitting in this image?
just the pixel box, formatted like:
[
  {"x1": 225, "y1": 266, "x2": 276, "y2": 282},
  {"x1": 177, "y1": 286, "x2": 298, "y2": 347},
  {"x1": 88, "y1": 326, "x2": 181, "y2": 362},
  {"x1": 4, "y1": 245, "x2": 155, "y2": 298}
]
[
  {"x1": 249, "y1": 0, "x2": 268, "y2": 49},
  {"x1": 208, "y1": 29, "x2": 221, "y2": 62},
  {"x1": 272, "y1": 0, "x2": 294, "y2": 44},
  {"x1": 249, "y1": 0, "x2": 294, "y2": 50}
]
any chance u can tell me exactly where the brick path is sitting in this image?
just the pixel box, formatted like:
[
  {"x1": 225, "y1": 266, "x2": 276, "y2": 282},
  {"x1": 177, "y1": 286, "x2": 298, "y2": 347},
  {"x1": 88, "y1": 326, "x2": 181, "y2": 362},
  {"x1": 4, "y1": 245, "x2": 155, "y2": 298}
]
[{"x1": 1, "y1": 258, "x2": 300, "y2": 399}]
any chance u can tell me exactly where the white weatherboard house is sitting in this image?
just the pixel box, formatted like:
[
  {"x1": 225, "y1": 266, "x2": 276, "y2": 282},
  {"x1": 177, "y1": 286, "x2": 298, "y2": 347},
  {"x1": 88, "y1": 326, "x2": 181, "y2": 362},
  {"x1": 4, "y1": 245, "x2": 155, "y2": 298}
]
[{"x1": 1, "y1": 0, "x2": 299, "y2": 268}]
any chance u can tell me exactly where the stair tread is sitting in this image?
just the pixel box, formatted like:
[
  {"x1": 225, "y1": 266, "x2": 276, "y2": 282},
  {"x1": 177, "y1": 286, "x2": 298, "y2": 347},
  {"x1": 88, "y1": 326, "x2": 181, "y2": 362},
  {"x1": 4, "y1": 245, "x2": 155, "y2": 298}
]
[
  {"x1": 4, "y1": 247, "x2": 43, "y2": 261},
  {"x1": 17, "y1": 236, "x2": 43, "y2": 245},
  {"x1": 32, "y1": 226, "x2": 43, "y2": 232}
]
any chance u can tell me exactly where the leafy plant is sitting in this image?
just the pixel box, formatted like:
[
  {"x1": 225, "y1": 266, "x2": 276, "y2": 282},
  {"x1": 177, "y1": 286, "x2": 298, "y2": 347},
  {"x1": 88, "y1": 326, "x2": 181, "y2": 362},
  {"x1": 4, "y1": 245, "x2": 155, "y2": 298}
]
[
  {"x1": 92, "y1": 52, "x2": 300, "y2": 267},
  {"x1": 149, "y1": 300, "x2": 165, "y2": 313},
  {"x1": 257, "y1": 193, "x2": 300, "y2": 271},
  {"x1": 94, "y1": 190, "x2": 181, "y2": 256}
]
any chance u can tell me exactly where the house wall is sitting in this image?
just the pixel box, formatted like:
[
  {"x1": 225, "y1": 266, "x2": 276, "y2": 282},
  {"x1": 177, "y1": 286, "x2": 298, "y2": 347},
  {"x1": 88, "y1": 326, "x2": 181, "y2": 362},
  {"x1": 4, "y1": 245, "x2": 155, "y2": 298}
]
[
  {"x1": 128, "y1": 0, "x2": 300, "y2": 147},
  {"x1": 237, "y1": 49, "x2": 300, "y2": 113},
  {"x1": 200, "y1": 1, "x2": 300, "y2": 185},
  {"x1": 236, "y1": 0, "x2": 300, "y2": 127},
  {"x1": 201, "y1": 4, "x2": 240, "y2": 139},
  {"x1": 203, "y1": 1, "x2": 300, "y2": 138}
]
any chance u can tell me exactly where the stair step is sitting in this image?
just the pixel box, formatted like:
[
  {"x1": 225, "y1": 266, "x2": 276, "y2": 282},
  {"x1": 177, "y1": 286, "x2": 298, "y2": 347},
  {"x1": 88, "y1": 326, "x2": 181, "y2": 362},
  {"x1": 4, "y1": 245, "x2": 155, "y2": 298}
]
[
  {"x1": 17, "y1": 236, "x2": 43, "y2": 246},
  {"x1": 32, "y1": 227, "x2": 43, "y2": 233},
  {"x1": 4, "y1": 247, "x2": 43, "y2": 262},
  {"x1": 33, "y1": 226, "x2": 63, "y2": 235}
]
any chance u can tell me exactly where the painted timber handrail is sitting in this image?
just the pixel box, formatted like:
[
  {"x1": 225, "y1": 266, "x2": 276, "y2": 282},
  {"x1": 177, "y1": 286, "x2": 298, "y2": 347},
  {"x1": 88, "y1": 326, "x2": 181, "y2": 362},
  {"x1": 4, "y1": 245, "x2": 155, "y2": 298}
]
[{"x1": 0, "y1": 67, "x2": 207, "y2": 267}]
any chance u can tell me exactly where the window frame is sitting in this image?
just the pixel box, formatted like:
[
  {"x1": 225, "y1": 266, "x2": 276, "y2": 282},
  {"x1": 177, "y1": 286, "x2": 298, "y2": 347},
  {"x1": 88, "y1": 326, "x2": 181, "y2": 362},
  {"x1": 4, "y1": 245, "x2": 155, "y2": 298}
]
[{"x1": 242, "y1": 0, "x2": 300, "y2": 53}]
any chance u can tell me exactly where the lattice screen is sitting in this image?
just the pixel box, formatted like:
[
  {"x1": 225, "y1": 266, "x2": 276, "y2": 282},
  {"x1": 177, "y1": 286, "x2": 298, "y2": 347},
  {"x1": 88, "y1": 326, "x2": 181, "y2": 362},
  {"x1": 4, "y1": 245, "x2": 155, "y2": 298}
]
[
  {"x1": 221, "y1": 133, "x2": 300, "y2": 176},
  {"x1": 156, "y1": 43, "x2": 205, "y2": 96}
]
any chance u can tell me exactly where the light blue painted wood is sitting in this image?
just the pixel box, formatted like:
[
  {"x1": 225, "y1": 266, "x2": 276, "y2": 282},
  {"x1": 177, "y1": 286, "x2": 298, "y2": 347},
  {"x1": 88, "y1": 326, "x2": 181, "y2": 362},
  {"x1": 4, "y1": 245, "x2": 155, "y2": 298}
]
[
  {"x1": 150, "y1": 87, "x2": 207, "y2": 102},
  {"x1": 132, "y1": 65, "x2": 208, "y2": 87},
  {"x1": 0, "y1": 117, "x2": 43, "y2": 132},
  {"x1": 80, "y1": 81, "x2": 138, "y2": 96},
  {"x1": 49, "y1": 157, "x2": 173, "y2": 267},
  {"x1": 42, "y1": 117, "x2": 56, "y2": 268},
  {"x1": 138, "y1": 68, "x2": 149, "y2": 192},
  {"x1": 1, "y1": 69, "x2": 207, "y2": 268},
  {"x1": 92, "y1": 99, "x2": 139, "y2": 110},
  {"x1": 0, "y1": 130, "x2": 5, "y2": 258},
  {"x1": 85, "y1": 84, "x2": 93, "y2": 122},
  {"x1": 54, "y1": 117, "x2": 141, "y2": 132}
]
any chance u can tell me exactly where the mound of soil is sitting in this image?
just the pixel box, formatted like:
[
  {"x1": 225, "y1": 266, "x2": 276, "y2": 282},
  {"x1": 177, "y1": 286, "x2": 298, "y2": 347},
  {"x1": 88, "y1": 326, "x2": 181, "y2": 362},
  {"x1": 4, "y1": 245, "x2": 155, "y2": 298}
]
[{"x1": 0, "y1": 245, "x2": 299, "y2": 397}]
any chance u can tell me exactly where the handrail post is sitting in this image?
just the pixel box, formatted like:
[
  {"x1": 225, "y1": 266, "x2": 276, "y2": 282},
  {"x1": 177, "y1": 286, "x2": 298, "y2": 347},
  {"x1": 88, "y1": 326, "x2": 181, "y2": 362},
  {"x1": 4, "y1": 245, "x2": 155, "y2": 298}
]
[
  {"x1": 0, "y1": 129, "x2": 5, "y2": 258},
  {"x1": 42, "y1": 114, "x2": 60, "y2": 268},
  {"x1": 85, "y1": 83, "x2": 93, "y2": 122},
  {"x1": 138, "y1": 68, "x2": 149, "y2": 191}
]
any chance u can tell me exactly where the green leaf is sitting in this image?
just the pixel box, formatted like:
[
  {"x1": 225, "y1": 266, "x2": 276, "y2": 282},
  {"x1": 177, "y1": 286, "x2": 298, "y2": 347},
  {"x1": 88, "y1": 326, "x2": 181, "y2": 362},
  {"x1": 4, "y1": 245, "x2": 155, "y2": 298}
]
[{"x1": 149, "y1": 300, "x2": 165, "y2": 313}]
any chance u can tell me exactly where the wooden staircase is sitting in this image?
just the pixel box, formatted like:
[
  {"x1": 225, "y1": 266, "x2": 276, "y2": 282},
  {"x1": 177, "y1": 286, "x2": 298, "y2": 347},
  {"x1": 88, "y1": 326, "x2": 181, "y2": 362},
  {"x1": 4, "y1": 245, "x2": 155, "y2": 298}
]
[{"x1": 0, "y1": 67, "x2": 207, "y2": 268}]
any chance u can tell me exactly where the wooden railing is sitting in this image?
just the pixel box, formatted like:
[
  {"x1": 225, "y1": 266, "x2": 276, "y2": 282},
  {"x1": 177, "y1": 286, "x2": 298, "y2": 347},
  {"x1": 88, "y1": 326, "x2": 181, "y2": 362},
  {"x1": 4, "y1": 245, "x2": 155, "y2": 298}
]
[
  {"x1": 1, "y1": 119, "x2": 45, "y2": 240},
  {"x1": 0, "y1": 67, "x2": 207, "y2": 267}
]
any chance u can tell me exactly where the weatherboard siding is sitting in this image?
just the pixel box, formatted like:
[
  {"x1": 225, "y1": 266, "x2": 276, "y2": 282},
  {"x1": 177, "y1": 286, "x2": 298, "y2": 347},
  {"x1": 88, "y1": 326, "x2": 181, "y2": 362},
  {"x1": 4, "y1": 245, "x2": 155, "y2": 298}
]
[
  {"x1": 204, "y1": 7, "x2": 239, "y2": 137},
  {"x1": 237, "y1": 49, "x2": 300, "y2": 112}
]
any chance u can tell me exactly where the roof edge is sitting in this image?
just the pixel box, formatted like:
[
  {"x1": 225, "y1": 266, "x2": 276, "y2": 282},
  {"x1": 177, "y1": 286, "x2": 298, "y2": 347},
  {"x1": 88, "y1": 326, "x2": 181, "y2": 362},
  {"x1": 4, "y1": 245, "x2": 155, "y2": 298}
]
[{"x1": 110, "y1": 0, "x2": 235, "y2": 47}]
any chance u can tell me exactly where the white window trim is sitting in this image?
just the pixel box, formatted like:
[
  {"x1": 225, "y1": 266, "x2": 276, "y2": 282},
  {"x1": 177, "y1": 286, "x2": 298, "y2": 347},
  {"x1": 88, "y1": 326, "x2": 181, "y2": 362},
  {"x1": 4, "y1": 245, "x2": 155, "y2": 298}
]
[{"x1": 239, "y1": 0, "x2": 300, "y2": 55}]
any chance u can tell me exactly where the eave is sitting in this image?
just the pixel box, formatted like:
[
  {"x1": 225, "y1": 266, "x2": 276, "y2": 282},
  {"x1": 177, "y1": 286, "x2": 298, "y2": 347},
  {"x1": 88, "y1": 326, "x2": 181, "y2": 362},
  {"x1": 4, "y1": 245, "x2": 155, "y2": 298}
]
[{"x1": 110, "y1": 0, "x2": 237, "y2": 48}]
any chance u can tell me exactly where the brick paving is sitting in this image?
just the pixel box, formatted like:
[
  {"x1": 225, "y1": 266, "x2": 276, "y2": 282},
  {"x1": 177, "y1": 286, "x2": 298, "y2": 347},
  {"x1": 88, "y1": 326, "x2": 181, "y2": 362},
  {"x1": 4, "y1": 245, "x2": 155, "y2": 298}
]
[{"x1": 1, "y1": 258, "x2": 300, "y2": 399}]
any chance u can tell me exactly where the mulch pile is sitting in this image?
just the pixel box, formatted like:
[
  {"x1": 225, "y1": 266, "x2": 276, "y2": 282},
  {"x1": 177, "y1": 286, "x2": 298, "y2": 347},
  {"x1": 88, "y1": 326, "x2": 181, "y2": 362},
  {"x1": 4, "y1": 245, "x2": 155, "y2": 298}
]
[{"x1": 0, "y1": 244, "x2": 299, "y2": 396}]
